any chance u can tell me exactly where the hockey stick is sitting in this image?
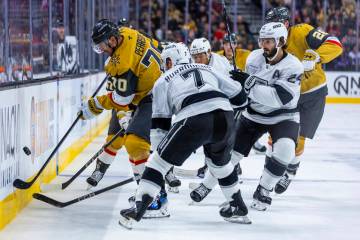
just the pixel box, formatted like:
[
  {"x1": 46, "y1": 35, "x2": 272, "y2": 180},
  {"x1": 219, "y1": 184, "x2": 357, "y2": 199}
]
[
  {"x1": 221, "y1": 0, "x2": 237, "y2": 71},
  {"x1": 40, "y1": 128, "x2": 126, "y2": 192},
  {"x1": 33, "y1": 177, "x2": 134, "y2": 208},
  {"x1": 13, "y1": 75, "x2": 109, "y2": 190}
]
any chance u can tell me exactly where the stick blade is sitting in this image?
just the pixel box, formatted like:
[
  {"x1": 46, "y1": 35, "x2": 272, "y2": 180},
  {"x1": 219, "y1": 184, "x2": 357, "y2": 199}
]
[
  {"x1": 33, "y1": 193, "x2": 65, "y2": 208},
  {"x1": 40, "y1": 183, "x2": 62, "y2": 192},
  {"x1": 13, "y1": 179, "x2": 32, "y2": 189},
  {"x1": 173, "y1": 167, "x2": 198, "y2": 178}
]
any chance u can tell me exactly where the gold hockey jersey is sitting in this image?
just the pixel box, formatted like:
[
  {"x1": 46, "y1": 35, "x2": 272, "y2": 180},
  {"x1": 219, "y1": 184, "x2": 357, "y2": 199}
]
[
  {"x1": 217, "y1": 48, "x2": 251, "y2": 71},
  {"x1": 286, "y1": 23, "x2": 343, "y2": 94},
  {"x1": 97, "y1": 27, "x2": 162, "y2": 111}
]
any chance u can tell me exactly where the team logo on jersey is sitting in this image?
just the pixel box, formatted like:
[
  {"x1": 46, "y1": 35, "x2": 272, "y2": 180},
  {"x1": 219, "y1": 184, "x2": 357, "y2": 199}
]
[
  {"x1": 110, "y1": 55, "x2": 121, "y2": 66},
  {"x1": 247, "y1": 64, "x2": 259, "y2": 74}
]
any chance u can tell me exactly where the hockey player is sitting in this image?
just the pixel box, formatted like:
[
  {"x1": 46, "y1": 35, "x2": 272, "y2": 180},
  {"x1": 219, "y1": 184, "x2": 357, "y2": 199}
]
[
  {"x1": 218, "y1": 33, "x2": 267, "y2": 154},
  {"x1": 264, "y1": 7, "x2": 343, "y2": 194},
  {"x1": 119, "y1": 42, "x2": 250, "y2": 229},
  {"x1": 217, "y1": 33, "x2": 250, "y2": 71},
  {"x1": 87, "y1": 19, "x2": 180, "y2": 193},
  {"x1": 191, "y1": 22, "x2": 304, "y2": 211},
  {"x1": 80, "y1": 19, "x2": 169, "y2": 216},
  {"x1": 189, "y1": 37, "x2": 234, "y2": 177},
  {"x1": 190, "y1": 37, "x2": 233, "y2": 74},
  {"x1": 235, "y1": 22, "x2": 303, "y2": 210},
  {"x1": 188, "y1": 37, "x2": 263, "y2": 182}
]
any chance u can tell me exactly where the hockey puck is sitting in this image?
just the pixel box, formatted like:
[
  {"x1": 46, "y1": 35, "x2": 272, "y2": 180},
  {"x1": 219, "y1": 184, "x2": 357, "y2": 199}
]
[{"x1": 23, "y1": 146, "x2": 31, "y2": 156}]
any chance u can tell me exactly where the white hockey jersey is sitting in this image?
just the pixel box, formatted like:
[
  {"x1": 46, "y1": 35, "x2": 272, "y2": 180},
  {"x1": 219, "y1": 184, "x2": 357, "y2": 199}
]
[
  {"x1": 152, "y1": 63, "x2": 246, "y2": 124},
  {"x1": 208, "y1": 52, "x2": 233, "y2": 76},
  {"x1": 243, "y1": 49, "x2": 304, "y2": 124}
]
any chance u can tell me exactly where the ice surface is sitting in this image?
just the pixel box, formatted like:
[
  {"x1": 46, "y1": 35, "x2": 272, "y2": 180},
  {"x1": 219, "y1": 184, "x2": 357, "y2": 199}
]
[{"x1": 1, "y1": 105, "x2": 360, "y2": 240}]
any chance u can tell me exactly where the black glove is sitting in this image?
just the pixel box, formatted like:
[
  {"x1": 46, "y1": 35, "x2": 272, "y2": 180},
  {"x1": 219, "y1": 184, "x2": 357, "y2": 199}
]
[
  {"x1": 230, "y1": 70, "x2": 256, "y2": 94},
  {"x1": 229, "y1": 70, "x2": 250, "y2": 87}
]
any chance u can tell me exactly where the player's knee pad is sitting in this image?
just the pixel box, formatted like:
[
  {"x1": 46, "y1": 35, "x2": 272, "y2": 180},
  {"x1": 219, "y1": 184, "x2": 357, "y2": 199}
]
[
  {"x1": 146, "y1": 151, "x2": 172, "y2": 176},
  {"x1": 124, "y1": 134, "x2": 150, "y2": 161},
  {"x1": 206, "y1": 159, "x2": 234, "y2": 179},
  {"x1": 295, "y1": 136, "x2": 305, "y2": 156},
  {"x1": 272, "y1": 138, "x2": 295, "y2": 165},
  {"x1": 105, "y1": 134, "x2": 125, "y2": 151},
  {"x1": 230, "y1": 151, "x2": 244, "y2": 166}
]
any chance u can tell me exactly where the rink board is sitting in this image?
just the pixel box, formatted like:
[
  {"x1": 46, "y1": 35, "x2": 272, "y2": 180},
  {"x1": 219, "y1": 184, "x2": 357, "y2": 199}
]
[
  {"x1": 0, "y1": 73, "x2": 110, "y2": 229},
  {"x1": 326, "y1": 71, "x2": 360, "y2": 103}
]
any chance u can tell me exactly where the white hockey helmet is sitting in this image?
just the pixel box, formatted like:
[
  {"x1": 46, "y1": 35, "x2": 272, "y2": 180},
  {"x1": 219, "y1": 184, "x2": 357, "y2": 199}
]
[
  {"x1": 259, "y1": 22, "x2": 288, "y2": 61},
  {"x1": 190, "y1": 37, "x2": 211, "y2": 56},
  {"x1": 259, "y1": 22, "x2": 288, "y2": 47},
  {"x1": 161, "y1": 42, "x2": 191, "y2": 70}
]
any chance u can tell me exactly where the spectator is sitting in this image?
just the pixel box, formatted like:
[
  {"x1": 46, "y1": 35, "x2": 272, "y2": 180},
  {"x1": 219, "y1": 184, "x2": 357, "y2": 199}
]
[{"x1": 349, "y1": 45, "x2": 360, "y2": 66}]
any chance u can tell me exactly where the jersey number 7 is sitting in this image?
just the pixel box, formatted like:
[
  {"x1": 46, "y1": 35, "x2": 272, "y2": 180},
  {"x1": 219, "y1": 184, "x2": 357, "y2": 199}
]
[{"x1": 181, "y1": 69, "x2": 205, "y2": 89}]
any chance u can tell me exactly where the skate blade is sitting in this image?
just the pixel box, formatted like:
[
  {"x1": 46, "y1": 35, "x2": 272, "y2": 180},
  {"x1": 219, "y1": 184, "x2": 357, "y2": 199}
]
[
  {"x1": 173, "y1": 168, "x2": 198, "y2": 178},
  {"x1": 250, "y1": 200, "x2": 268, "y2": 211},
  {"x1": 118, "y1": 215, "x2": 134, "y2": 230},
  {"x1": 167, "y1": 186, "x2": 179, "y2": 193},
  {"x1": 143, "y1": 208, "x2": 170, "y2": 219},
  {"x1": 223, "y1": 215, "x2": 252, "y2": 224},
  {"x1": 188, "y1": 182, "x2": 199, "y2": 190}
]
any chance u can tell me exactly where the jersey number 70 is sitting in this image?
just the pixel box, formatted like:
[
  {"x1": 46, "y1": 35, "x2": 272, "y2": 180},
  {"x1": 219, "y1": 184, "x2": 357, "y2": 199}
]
[{"x1": 141, "y1": 43, "x2": 162, "y2": 71}]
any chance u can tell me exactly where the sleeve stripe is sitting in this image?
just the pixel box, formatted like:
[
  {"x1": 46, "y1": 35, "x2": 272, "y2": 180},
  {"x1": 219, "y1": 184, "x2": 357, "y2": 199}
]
[
  {"x1": 94, "y1": 97, "x2": 104, "y2": 110},
  {"x1": 325, "y1": 39, "x2": 343, "y2": 48},
  {"x1": 274, "y1": 84, "x2": 294, "y2": 105},
  {"x1": 108, "y1": 92, "x2": 129, "y2": 108}
]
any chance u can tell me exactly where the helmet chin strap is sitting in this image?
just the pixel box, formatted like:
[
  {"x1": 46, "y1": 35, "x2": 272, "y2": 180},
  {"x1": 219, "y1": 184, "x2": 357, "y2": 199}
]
[
  {"x1": 206, "y1": 52, "x2": 212, "y2": 64},
  {"x1": 266, "y1": 46, "x2": 281, "y2": 61}
]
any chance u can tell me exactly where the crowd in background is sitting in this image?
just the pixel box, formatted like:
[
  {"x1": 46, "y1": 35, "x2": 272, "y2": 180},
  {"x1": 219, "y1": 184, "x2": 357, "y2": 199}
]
[
  {"x1": 135, "y1": 0, "x2": 358, "y2": 70},
  {"x1": 134, "y1": 0, "x2": 257, "y2": 51},
  {"x1": 293, "y1": 0, "x2": 358, "y2": 70},
  {"x1": 0, "y1": 0, "x2": 359, "y2": 84}
]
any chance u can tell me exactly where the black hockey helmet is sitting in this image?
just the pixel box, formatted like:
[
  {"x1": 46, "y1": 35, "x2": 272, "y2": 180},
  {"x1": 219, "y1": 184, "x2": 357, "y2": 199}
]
[
  {"x1": 91, "y1": 19, "x2": 119, "y2": 45},
  {"x1": 223, "y1": 33, "x2": 238, "y2": 44},
  {"x1": 265, "y1": 6, "x2": 290, "y2": 24},
  {"x1": 117, "y1": 18, "x2": 129, "y2": 27}
]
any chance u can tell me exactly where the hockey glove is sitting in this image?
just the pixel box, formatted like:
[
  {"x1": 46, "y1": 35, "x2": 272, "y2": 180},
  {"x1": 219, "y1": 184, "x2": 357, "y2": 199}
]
[
  {"x1": 230, "y1": 70, "x2": 256, "y2": 94},
  {"x1": 230, "y1": 70, "x2": 249, "y2": 85},
  {"x1": 117, "y1": 110, "x2": 132, "y2": 130},
  {"x1": 302, "y1": 49, "x2": 320, "y2": 72},
  {"x1": 80, "y1": 97, "x2": 104, "y2": 120}
]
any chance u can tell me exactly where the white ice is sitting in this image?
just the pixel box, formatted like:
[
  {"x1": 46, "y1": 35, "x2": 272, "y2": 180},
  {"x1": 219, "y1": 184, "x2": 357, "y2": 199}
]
[{"x1": 1, "y1": 104, "x2": 360, "y2": 240}]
